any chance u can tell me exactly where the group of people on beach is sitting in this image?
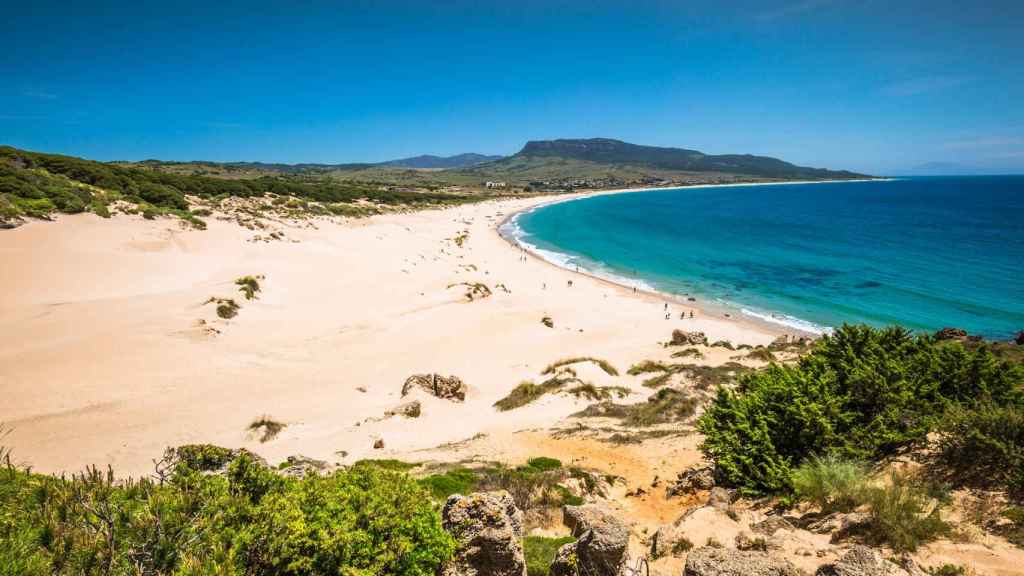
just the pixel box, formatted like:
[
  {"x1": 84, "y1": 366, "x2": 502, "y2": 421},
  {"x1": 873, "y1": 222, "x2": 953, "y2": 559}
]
[{"x1": 664, "y1": 301, "x2": 695, "y2": 320}]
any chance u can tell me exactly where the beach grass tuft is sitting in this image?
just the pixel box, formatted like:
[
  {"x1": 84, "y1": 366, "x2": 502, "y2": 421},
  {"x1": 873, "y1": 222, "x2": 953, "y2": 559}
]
[
  {"x1": 248, "y1": 415, "x2": 286, "y2": 443},
  {"x1": 542, "y1": 356, "x2": 619, "y2": 377}
]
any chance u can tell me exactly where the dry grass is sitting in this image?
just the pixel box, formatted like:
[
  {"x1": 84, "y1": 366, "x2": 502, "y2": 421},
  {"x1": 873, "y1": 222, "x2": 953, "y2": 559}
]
[
  {"x1": 542, "y1": 357, "x2": 619, "y2": 377},
  {"x1": 248, "y1": 415, "x2": 286, "y2": 443}
]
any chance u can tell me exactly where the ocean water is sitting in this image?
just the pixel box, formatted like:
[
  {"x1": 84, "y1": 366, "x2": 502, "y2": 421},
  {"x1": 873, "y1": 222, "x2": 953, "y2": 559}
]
[{"x1": 505, "y1": 177, "x2": 1024, "y2": 339}]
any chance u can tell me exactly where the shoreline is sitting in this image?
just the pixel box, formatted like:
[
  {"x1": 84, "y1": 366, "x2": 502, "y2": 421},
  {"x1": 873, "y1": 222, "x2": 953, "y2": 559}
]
[{"x1": 491, "y1": 179, "x2": 885, "y2": 338}]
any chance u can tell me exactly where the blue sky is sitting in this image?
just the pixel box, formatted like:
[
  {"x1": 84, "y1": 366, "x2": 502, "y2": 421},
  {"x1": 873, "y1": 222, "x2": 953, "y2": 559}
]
[{"x1": 2, "y1": 0, "x2": 1022, "y2": 174}]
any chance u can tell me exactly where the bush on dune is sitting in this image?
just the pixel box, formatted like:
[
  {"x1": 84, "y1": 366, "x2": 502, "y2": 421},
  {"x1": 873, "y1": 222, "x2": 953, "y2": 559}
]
[
  {"x1": 698, "y1": 324, "x2": 1024, "y2": 494},
  {"x1": 792, "y1": 453, "x2": 869, "y2": 513}
]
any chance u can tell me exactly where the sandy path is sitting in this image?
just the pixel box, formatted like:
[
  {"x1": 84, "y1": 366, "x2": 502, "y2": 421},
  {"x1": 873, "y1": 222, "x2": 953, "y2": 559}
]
[{"x1": 0, "y1": 195, "x2": 780, "y2": 476}]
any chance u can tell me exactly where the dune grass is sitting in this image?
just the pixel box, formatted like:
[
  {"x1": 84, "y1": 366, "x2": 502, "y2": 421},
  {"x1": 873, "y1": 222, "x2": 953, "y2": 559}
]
[
  {"x1": 493, "y1": 379, "x2": 567, "y2": 411},
  {"x1": 542, "y1": 356, "x2": 619, "y2": 377},
  {"x1": 627, "y1": 360, "x2": 671, "y2": 375},
  {"x1": 248, "y1": 415, "x2": 286, "y2": 443}
]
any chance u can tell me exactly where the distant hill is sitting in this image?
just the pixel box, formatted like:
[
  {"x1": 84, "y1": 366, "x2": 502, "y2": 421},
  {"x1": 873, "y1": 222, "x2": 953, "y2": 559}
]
[
  {"x1": 380, "y1": 153, "x2": 503, "y2": 169},
  {"x1": 503, "y1": 138, "x2": 868, "y2": 180}
]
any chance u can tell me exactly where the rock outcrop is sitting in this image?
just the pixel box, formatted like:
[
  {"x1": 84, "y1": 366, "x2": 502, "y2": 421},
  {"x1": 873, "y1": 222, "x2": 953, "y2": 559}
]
[
  {"x1": 815, "y1": 546, "x2": 926, "y2": 576},
  {"x1": 384, "y1": 400, "x2": 422, "y2": 418},
  {"x1": 402, "y1": 373, "x2": 467, "y2": 402},
  {"x1": 750, "y1": 516, "x2": 796, "y2": 536},
  {"x1": 670, "y1": 330, "x2": 708, "y2": 346},
  {"x1": 551, "y1": 504, "x2": 629, "y2": 576},
  {"x1": 1016, "y1": 330, "x2": 1024, "y2": 346},
  {"x1": 683, "y1": 547, "x2": 802, "y2": 576},
  {"x1": 934, "y1": 327, "x2": 968, "y2": 341},
  {"x1": 666, "y1": 464, "x2": 716, "y2": 497},
  {"x1": 441, "y1": 491, "x2": 527, "y2": 576},
  {"x1": 277, "y1": 454, "x2": 329, "y2": 478}
]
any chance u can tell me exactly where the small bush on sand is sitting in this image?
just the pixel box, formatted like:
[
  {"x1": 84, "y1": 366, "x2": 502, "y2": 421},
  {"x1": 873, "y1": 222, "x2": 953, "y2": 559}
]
[
  {"x1": 418, "y1": 467, "x2": 480, "y2": 500},
  {"x1": 524, "y1": 457, "x2": 563, "y2": 473},
  {"x1": 525, "y1": 536, "x2": 575, "y2": 576},
  {"x1": 248, "y1": 415, "x2": 286, "y2": 443},
  {"x1": 792, "y1": 454, "x2": 869, "y2": 513},
  {"x1": 235, "y1": 275, "x2": 262, "y2": 300},
  {"x1": 574, "y1": 388, "x2": 698, "y2": 427},
  {"x1": 209, "y1": 297, "x2": 240, "y2": 319},
  {"x1": 671, "y1": 347, "x2": 705, "y2": 360},
  {"x1": 353, "y1": 459, "x2": 420, "y2": 472},
  {"x1": 863, "y1": 472, "x2": 949, "y2": 552}
]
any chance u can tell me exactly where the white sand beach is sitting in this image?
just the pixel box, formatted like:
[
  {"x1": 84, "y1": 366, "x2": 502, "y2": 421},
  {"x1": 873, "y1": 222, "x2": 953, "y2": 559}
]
[{"x1": 0, "y1": 193, "x2": 782, "y2": 476}]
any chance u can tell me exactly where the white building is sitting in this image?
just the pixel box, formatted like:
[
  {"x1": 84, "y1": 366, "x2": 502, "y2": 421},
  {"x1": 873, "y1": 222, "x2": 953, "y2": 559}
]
[{"x1": 485, "y1": 181, "x2": 507, "y2": 189}]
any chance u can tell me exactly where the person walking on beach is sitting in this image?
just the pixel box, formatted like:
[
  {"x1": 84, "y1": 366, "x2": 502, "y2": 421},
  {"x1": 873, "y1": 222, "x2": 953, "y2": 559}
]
[{"x1": 689, "y1": 310, "x2": 694, "y2": 319}]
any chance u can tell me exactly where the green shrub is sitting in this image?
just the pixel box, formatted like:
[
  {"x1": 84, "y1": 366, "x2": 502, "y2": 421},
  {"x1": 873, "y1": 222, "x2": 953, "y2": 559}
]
[
  {"x1": 524, "y1": 457, "x2": 562, "y2": 473},
  {"x1": 241, "y1": 466, "x2": 454, "y2": 575},
  {"x1": 524, "y1": 536, "x2": 575, "y2": 576},
  {"x1": 418, "y1": 468, "x2": 480, "y2": 500},
  {"x1": 792, "y1": 454, "x2": 869, "y2": 513},
  {"x1": 698, "y1": 325, "x2": 1024, "y2": 494},
  {"x1": 0, "y1": 445, "x2": 455, "y2": 576},
  {"x1": 927, "y1": 565, "x2": 967, "y2": 576},
  {"x1": 936, "y1": 401, "x2": 1024, "y2": 492},
  {"x1": 353, "y1": 459, "x2": 420, "y2": 472},
  {"x1": 235, "y1": 275, "x2": 262, "y2": 300},
  {"x1": 863, "y1": 472, "x2": 949, "y2": 552}
]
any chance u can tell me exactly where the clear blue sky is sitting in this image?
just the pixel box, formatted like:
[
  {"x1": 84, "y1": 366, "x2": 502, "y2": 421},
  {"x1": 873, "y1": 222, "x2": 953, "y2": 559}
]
[{"x1": 2, "y1": 1, "x2": 1022, "y2": 174}]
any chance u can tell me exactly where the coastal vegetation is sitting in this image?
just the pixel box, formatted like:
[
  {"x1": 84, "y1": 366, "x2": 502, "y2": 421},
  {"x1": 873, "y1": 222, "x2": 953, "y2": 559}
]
[
  {"x1": 698, "y1": 324, "x2": 1024, "y2": 496},
  {"x1": 235, "y1": 275, "x2": 262, "y2": 300},
  {"x1": 0, "y1": 145, "x2": 478, "y2": 226},
  {"x1": 0, "y1": 447, "x2": 454, "y2": 575},
  {"x1": 541, "y1": 356, "x2": 619, "y2": 377}
]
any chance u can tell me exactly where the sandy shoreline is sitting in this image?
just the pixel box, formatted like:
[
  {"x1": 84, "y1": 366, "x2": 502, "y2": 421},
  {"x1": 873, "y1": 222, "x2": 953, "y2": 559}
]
[{"x1": 495, "y1": 179, "x2": 890, "y2": 337}]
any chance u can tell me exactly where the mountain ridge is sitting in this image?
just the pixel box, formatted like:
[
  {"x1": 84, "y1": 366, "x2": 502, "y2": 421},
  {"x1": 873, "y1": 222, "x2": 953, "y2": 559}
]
[{"x1": 506, "y1": 138, "x2": 869, "y2": 180}]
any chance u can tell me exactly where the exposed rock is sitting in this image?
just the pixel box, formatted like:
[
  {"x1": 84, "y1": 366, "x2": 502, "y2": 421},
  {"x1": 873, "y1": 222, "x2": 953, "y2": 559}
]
[
  {"x1": 402, "y1": 373, "x2": 467, "y2": 402},
  {"x1": 441, "y1": 491, "x2": 527, "y2": 576},
  {"x1": 750, "y1": 516, "x2": 796, "y2": 536},
  {"x1": 542, "y1": 316, "x2": 554, "y2": 328},
  {"x1": 667, "y1": 464, "x2": 716, "y2": 497},
  {"x1": 735, "y1": 531, "x2": 771, "y2": 551},
  {"x1": 707, "y1": 487, "x2": 733, "y2": 510},
  {"x1": 815, "y1": 546, "x2": 925, "y2": 576},
  {"x1": 1016, "y1": 331, "x2": 1024, "y2": 346},
  {"x1": 278, "y1": 454, "x2": 329, "y2": 478},
  {"x1": 384, "y1": 400, "x2": 422, "y2": 418},
  {"x1": 373, "y1": 438, "x2": 385, "y2": 449},
  {"x1": 934, "y1": 327, "x2": 968, "y2": 341},
  {"x1": 805, "y1": 512, "x2": 871, "y2": 540},
  {"x1": 670, "y1": 330, "x2": 708, "y2": 346},
  {"x1": 683, "y1": 546, "x2": 802, "y2": 576},
  {"x1": 563, "y1": 503, "x2": 620, "y2": 537},
  {"x1": 552, "y1": 504, "x2": 629, "y2": 576},
  {"x1": 650, "y1": 523, "x2": 692, "y2": 558}
]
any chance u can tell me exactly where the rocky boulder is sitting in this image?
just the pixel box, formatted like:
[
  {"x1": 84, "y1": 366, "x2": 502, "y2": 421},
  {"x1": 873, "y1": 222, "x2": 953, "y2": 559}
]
[
  {"x1": 551, "y1": 504, "x2": 629, "y2": 576},
  {"x1": 1016, "y1": 330, "x2": 1024, "y2": 346},
  {"x1": 277, "y1": 454, "x2": 329, "y2": 478},
  {"x1": 671, "y1": 330, "x2": 708, "y2": 346},
  {"x1": 666, "y1": 464, "x2": 716, "y2": 497},
  {"x1": 934, "y1": 327, "x2": 968, "y2": 341},
  {"x1": 384, "y1": 400, "x2": 422, "y2": 418},
  {"x1": 683, "y1": 547, "x2": 803, "y2": 576},
  {"x1": 441, "y1": 491, "x2": 527, "y2": 576},
  {"x1": 402, "y1": 373, "x2": 467, "y2": 402},
  {"x1": 750, "y1": 516, "x2": 796, "y2": 536},
  {"x1": 815, "y1": 546, "x2": 926, "y2": 576}
]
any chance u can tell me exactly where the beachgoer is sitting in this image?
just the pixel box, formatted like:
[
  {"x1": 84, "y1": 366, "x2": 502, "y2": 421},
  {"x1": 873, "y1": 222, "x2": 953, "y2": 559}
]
[{"x1": 689, "y1": 310, "x2": 694, "y2": 318}]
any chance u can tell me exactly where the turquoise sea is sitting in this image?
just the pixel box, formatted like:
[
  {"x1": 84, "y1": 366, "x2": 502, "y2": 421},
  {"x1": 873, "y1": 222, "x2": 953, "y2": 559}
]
[{"x1": 505, "y1": 177, "x2": 1024, "y2": 339}]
